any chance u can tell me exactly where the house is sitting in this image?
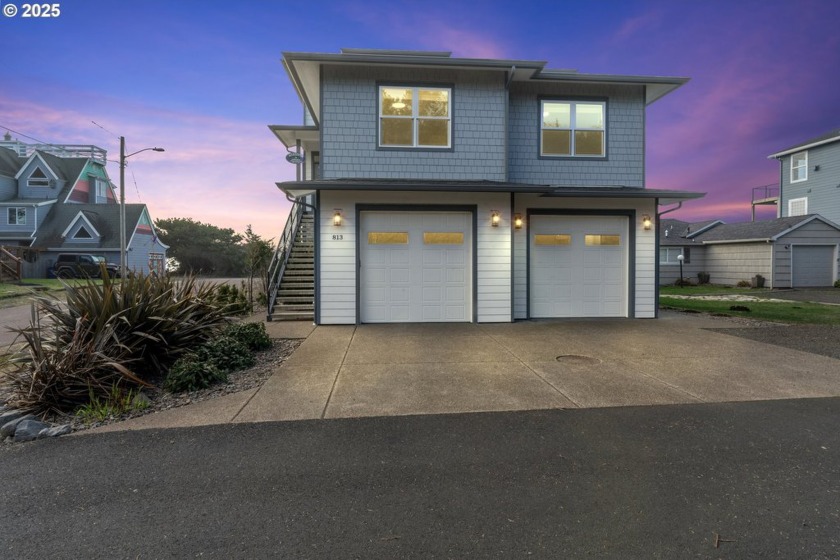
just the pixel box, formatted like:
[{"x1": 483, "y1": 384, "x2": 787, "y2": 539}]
[
  {"x1": 657, "y1": 215, "x2": 840, "y2": 287},
  {"x1": 658, "y1": 218, "x2": 721, "y2": 285},
  {"x1": 268, "y1": 48, "x2": 704, "y2": 323},
  {"x1": 768, "y1": 127, "x2": 840, "y2": 223},
  {"x1": 0, "y1": 134, "x2": 168, "y2": 278}
]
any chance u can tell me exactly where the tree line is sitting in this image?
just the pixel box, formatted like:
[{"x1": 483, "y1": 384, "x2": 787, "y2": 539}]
[{"x1": 154, "y1": 218, "x2": 273, "y2": 279}]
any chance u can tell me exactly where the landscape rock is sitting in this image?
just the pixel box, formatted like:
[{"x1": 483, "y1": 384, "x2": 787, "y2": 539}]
[
  {"x1": 132, "y1": 392, "x2": 152, "y2": 408},
  {"x1": 13, "y1": 419, "x2": 50, "y2": 442},
  {"x1": 1, "y1": 414, "x2": 35, "y2": 438},
  {"x1": 0, "y1": 409, "x2": 26, "y2": 428},
  {"x1": 39, "y1": 424, "x2": 72, "y2": 438}
]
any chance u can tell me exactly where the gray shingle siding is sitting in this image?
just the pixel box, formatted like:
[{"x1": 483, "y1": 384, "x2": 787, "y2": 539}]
[
  {"x1": 321, "y1": 65, "x2": 506, "y2": 181},
  {"x1": 780, "y1": 141, "x2": 840, "y2": 224},
  {"x1": 508, "y1": 83, "x2": 645, "y2": 186}
]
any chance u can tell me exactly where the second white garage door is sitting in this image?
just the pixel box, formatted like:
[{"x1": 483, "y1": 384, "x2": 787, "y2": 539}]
[
  {"x1": 360, "y1": 211, "x2": 472, "y2": 323},
  {"x1": 530, "y1": 215, "x2": 628, "y2": 318}
]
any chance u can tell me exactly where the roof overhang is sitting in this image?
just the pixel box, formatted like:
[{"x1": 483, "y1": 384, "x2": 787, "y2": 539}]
[
  {"x1": 268, "y1": 125, "x2": 320, "y2": 150},
  {"x1": 277, "y1": 179, "x2": 705, "y2": 204},
  {"x1": 768, "y1": 134, "x2": 840, "y2": 159},
  {"x1": 282, "y1": 49, "x2": 690, "y2": 122}
]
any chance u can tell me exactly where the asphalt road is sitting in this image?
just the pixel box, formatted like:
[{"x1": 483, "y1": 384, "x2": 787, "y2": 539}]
[{"x1": 2, "y1": 398, "x2": 839, "y2": 559}]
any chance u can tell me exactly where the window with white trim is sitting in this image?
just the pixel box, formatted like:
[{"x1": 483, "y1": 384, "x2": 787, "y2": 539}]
[
  {"x1": 7, "y1": 207, "x2": 26, "y2": 225},
  {"x1": 27, "y1": 167, "x2": 50, "y2": 187},
  {"x1": 541, "y1": 100, "x2": 606, "y2": 157},
  {"x1": 788, "y1": 196, "x2": 808, "y2": 216},
  {"x1": 790, "y1": 151, "x2": 808, "y2": 183},
  {"x1": 660, "y1": 247, "x2": 690, "y2": 264},
  {"x1": 379, "y1": 86, "x2": 451, "y2": 148},
  {"x1": 95, "y1": 178, "x2": 109, "y2": 200}
]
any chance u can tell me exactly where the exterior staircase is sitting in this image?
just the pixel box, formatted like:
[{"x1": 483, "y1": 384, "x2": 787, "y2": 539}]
[
  {"x1": 0, "y1": 247, "x2": 23, "y2": 283},
  {"x1": 266, "y1": 204, "x2": 315, "y2": 321}
]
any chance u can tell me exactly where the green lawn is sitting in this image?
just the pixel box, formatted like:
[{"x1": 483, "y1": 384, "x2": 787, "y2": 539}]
[
  {"x1": 660, "y1": 287, "x2": 840, "y2": 324},
  {"x1": 0, "y1": 278, "x2": 105, "y2": 308},
  {"x1": 659, "y1": 285, "x2": 766, "y2": 296}
]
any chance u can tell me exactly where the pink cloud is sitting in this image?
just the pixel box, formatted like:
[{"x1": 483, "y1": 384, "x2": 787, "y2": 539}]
[
  {"x1": 1, "y1": 92, "x2": 293, "y2": 240},
  {"x1": 612, "y1": 10, "x2": 663, "y2": 43}
]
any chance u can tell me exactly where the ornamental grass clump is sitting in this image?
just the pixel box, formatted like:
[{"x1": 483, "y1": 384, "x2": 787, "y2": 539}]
[{"x1": 0, "y1": 272, "x2": 237, "y2": 415}]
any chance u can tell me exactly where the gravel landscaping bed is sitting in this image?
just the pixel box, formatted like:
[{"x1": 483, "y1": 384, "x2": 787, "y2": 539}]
[{"x1": 2, "y1": 338, "x2": 300, "y2": 443}]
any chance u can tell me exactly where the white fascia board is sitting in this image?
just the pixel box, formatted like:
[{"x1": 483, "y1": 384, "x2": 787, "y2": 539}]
[
  {"x1": 768, "y1": 136, "x2": 840, "y2": 159},
  {"x1": 61, "y1": 211, "x2": 101, "y2": 239},
  {"x1": 770, "y1": 215, "x2": 840, "y2": 240},
  {"x1": 701, "y1": 238, "x2": 772, "y2": 245}
]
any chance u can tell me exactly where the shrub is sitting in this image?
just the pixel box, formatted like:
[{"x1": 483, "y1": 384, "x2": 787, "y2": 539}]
[
  {"x1": 211, "y1": 284, "x2": 251, "y2": 316},
  {"x1": 0, "y1": 272, "x2": 231, "y2": 414},
  {"x1": 674, "y1": 277, "x2": 692, "y2": 287},
  {"x1": 736, "y1": 280, "x2": 751, "y2": 287},
  {"x1": 697, "y1": 272, "x2": 710, "y2": 285},
  {"x1": 197, "y1": 335, "x2": 255, "y2": 373},
  {"x1": 164, "y1": 355, "x2": 227, "y2": 393},
  {"x1": 834, "y1": 279, "x2": 840, "y2": 288},
  {"x1": 76, "y1": 384, "x2": 149, "y2": 424},
  {"x1": 223, "y1": 322, "x2": 271, "y2": 351}
]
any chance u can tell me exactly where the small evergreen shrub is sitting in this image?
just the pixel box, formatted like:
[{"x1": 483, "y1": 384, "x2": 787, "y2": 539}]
[
  {"x1": 164, "y1": 355, "x2": 227, "y2": 392},
  {"x1": 211, "y1": 284, "x2": 251, "y2": 315},
  {"x1": 736, "y1": 280, "x2": 751, "y2": 288},
  {"x1": 223, "y1": 322, "x2": 271, "y2": 351},
  {"x1": 834, "y1": 279, "x2": 840, "y2": 288},
  {"x1": 197, "y1": 335, "x2": 255, "y2": 373},
  {"x1": 697, "y1": 272, "x2": 710, "y2": 285}
]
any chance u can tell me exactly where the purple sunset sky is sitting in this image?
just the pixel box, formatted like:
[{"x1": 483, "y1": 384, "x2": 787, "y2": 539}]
[{"x1": 1, "y1": 0, "x2": 838, "y2": 239}]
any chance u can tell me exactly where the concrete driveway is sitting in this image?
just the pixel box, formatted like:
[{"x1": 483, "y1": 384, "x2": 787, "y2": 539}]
[{"x1": 95, "y1": 310, "x2": 840, "y2": 432}]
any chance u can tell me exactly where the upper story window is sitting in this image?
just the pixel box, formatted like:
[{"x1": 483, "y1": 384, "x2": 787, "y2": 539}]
[
  {"x1": 790, "y1": 151, "x2": 808, "y2": 183},
  {"x1": 379, "y1": 86, "x2": 451, "y2": 148},
  {"x1": 541, "y1": 100, "x2": 606, "y2": 157},
  {"x1": 7, "y1": 207, "x2": 26, "y2": 225},
  {"x1": 788, "y1": 196, "x2": 808, "y2": 216},
  {"x1": 95, "y1": 178, "x2": 109, "y2": 200},
  {"x1": 28, "y1": 167, "x2": 50, "y2": 187}
]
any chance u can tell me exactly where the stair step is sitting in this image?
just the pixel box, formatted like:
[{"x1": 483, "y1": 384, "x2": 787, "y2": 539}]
[
  {"x1": 276, "y1": 297, "x2": 314, "y2": 304},
  {"x1": 273, "y1": 304, "x2": 314, "y2": 311}
]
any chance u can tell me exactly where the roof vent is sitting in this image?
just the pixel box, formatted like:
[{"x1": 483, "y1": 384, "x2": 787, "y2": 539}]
[{"x1": 3, "y1": 130, "x2": 11, "y2": 141}]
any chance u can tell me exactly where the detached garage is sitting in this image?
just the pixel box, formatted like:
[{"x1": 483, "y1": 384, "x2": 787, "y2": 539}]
[{"x1": 682, "y1": 214, "x2": 840, "y2": 288}]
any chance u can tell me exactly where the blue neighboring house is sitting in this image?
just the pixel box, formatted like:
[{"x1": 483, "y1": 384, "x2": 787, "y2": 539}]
[
  {"x1": 0, "y1": 134, "x2": 168, "y2": 278},
  {"x1": 268, "y1": 48, "x2": 704, "y2": 323}
]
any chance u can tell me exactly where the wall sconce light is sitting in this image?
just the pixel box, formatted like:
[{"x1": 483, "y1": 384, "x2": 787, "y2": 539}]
[
  {"x1": 491, "y1": 211, "x2": 501, "y2": 227},
  {"x1": 333, "y1": 210, "x2": 343, "y2": 227},
  {"x1": 642, "y1": 214, "x2": 652, "y2": 231},
  {"x1": 514, "y1": 214, "x2": 523, "y2": 230}
]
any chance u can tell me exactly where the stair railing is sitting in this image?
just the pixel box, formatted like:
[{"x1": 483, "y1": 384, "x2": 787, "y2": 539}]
[
  {"x1": 266, "y1": 201, "x2": 305, "y2": 321},
  {"x1": 0, "y1": 246, "x2": 22, "y2": 282}
]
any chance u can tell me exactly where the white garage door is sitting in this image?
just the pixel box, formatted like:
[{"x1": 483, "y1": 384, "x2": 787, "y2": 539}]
[
  {"x1": 530, "y1": 215, "x2": 628, "y2": 318},
  {"x1": 360, "y1": 211, "x2": 471, "y2": 323},
  {"x1": 792, "y1": 245, "x2": 836, "y2": 287}
]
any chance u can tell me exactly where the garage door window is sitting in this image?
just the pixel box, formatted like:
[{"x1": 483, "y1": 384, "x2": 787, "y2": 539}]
[
  {"x1": 534, "y1": 234, "x2": 572, "y2": 246},
  {"x1": 368, "y1": 232, "x2": 409, "y2": 244},
  {"x1": 423, "y1": 232, "x2": 464, "y2": 244},
  {"x1": 585, "y1": 234, "x2": 620, "y2": 246}
]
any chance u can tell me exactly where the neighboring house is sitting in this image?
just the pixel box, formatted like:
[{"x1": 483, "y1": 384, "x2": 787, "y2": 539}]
[
  {"x1": 658, "y1": 218, "x2": 721, "y2": 285},
  {"x1": 269, "y1": 48, "x2": 704, "y2": 323},
  {"x1": 657, "y1": 215, "x2": 840, "y2": 287},
  {"x1": 0, "y1": 135, "x2": 168, "y2": 277},
  {"x1": 768, "y1": 128, "x2": 840, "y2": 223}
]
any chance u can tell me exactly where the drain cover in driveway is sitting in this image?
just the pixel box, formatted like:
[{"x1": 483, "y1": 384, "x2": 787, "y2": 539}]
[{"x1": 555, "y1": 354, "x2": 601, "y2": 365}]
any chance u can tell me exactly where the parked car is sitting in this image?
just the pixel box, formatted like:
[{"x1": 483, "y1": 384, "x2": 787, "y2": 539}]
[{"x1": 53, "y1": 254, "x2": 120, "y2": 279}]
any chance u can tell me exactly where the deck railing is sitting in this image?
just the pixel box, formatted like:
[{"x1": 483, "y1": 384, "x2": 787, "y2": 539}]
[{"x1": 266, "y1": 201, "x2": 305, "y2": 321}]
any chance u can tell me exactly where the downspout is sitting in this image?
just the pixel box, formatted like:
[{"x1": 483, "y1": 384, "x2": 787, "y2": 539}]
[
  {"x1": 777, "y1": 156, "x2": 783, "y2": 218},
  {"x1": 657, "y1": 201, "x2": 683, "y2": 217},
  {"x1": 654, "y1": 201, "x2": 682, "y2": 318}
]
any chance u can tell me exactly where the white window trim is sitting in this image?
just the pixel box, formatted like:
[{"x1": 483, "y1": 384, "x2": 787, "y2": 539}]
[
  {"x1": 540, "y1": 100, "x2": 606, "y2": 158},
  {"x1": 378, "y1": 85, "x2": 452, "y2": 149},
  {"x1": 27, "y1": 167, "x2": 51, "y2": 188},
  {"x1": 660, "y1": 247, "x2": 686, "y2": 265},
  {"x1": 790, "y1": 151, "x2": 808, "y2": 183},
  {"x1": 788, "y1": 196, "x2": 808, "y2": 216},
  {"x1": 7, "y1": 207, "x2": 26, "y2": 225},
  {"x1": 61, "y1": 211, "x2": 101, "y2": 239}
]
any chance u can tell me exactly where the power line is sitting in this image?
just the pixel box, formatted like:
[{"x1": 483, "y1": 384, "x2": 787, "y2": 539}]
[
  {"x1": 131, "y1": 168, "x2": 143, "y2": 203},
  {"x1": 91, "y1": 120, "x2": 118, "y2": 139}
]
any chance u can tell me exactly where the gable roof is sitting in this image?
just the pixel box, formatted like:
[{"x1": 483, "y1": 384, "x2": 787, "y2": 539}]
[
  {"x1": 30, "y1": 203, "x2": 146, "y2": 249},
  {"x1": 282, "y1": 49, "x2": 689, "y2": 125},
  {"x1": 768, "y1": 127, "x2": 840, "y2": 159},
  {"x1": 692, "y1": 214, "x2": 840, "y2": 243},
  {"x1": 659, "y1": 218, "x2": 723, "y2": 246}
]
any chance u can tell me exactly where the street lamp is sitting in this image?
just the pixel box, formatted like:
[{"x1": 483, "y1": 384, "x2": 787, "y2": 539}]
[
  {"x1": 119, "y1": 136, "x2": 164, "y2": 279},
  {"x1": 677, "y1": 253, "x2": 685, "y2": 288}
]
